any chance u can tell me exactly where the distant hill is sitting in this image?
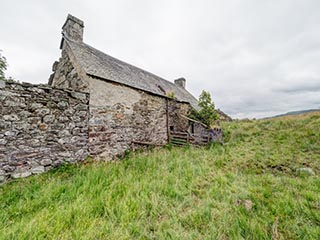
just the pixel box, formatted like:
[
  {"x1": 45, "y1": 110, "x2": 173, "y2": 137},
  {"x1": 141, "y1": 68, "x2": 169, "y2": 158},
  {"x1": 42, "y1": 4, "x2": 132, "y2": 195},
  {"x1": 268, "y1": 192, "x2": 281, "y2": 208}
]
[{"x1": 267, "y1": 108, "x2": 320, "y2": 119}]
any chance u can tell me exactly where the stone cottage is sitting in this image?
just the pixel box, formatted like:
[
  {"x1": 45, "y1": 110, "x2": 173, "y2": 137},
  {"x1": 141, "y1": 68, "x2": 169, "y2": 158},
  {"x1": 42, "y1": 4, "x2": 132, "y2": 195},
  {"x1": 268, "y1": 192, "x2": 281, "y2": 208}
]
[
  {"x1": 48, "y1": 14, "x2": 209, "y2": 160},
  {"x1": 0, "y1": 14, "x2": 223, "y2": 181}
]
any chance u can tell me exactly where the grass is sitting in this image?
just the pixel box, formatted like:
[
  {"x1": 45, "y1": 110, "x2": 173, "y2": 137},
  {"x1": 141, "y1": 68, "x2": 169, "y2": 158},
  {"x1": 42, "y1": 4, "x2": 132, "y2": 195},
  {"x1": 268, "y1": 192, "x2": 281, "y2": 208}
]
[{"x1": 0, "y1": 112, "x2": 319, "y2": 239}]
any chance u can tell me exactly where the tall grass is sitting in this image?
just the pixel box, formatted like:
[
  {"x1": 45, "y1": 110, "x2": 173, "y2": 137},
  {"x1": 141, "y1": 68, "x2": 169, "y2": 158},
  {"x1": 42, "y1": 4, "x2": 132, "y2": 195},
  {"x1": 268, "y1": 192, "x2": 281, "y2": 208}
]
[{"x1": 0, "y1": 113, "x2": 319, "y2": 239}]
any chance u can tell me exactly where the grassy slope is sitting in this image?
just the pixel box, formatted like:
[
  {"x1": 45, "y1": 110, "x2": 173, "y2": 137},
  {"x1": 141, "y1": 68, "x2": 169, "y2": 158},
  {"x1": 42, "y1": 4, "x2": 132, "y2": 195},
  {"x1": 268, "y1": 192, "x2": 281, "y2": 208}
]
[{"x1": 0, "y1": 113, "x2": 319, "y2": 239}]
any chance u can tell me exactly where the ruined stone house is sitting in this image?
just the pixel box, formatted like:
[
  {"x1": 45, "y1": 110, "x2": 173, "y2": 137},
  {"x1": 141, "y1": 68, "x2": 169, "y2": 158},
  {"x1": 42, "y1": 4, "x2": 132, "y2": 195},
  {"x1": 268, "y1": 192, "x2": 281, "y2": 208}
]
[
  {"x1": 49, "y1": 14, "x2": 207, "y2": 159},
  {"x1": 0, "y1": 14, "x2": 221, "y2": 181}
]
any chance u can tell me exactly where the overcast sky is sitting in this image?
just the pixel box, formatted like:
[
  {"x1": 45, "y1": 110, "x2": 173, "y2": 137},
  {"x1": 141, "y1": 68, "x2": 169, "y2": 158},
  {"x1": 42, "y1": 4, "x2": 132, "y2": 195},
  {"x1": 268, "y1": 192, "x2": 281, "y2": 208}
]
[{"x1": 1, "y1": 0, "x2": 319, "y2": 118}]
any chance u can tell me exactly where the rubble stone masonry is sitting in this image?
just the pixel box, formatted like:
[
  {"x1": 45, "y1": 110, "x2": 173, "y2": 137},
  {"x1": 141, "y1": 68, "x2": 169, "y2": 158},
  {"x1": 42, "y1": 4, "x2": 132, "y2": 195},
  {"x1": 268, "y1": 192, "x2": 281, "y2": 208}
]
[
  {"x1": 0, "y1": 80, "x2": 89, "y2": 182},
  {"x1": 88, "y1": 77, "x2": 168, "y2": 159}
]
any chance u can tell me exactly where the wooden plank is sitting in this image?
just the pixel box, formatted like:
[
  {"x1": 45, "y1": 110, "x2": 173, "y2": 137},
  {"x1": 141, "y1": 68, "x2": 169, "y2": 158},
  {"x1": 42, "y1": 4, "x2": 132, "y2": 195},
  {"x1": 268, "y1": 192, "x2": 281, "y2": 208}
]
[
  {"x1": 171, "y1": 134, "x2": 188, "y2": 139},
  {"x1": 178, "y1": 114, "x2": 209, "y2": 128},
  {"x1": 170, "y1": 131, "x2": 188, "y2": 136},
  {"x1": 132, "y1": 140, "x2": 163, "y2": 147},
  {"x1": 171, "y1": 140, "x2": 186, "y2": 144},
  {"x1": 171, "y1": 139, "x2": 187, "y2": 144},
  {"x1": 171, "y1": 135, "x2": 188, "y2": 140}
]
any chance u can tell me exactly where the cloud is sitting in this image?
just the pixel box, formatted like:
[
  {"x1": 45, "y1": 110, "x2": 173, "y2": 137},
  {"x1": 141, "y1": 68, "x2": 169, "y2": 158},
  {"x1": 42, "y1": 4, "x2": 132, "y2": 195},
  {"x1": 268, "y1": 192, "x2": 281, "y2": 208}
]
[
  {"x1": 275, "y1": 80, "x2": 320, "y2": 93},
  {"x1": 0, "y1": 0, "x2": 320, "y2": 118}
]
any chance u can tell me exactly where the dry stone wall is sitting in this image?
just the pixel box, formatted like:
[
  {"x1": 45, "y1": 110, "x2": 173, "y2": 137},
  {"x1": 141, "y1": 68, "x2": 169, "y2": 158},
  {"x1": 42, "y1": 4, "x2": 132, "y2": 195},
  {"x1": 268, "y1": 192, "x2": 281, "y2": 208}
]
[{"x1": 0, "y1": 80, "x2": 89, "y2": 182}]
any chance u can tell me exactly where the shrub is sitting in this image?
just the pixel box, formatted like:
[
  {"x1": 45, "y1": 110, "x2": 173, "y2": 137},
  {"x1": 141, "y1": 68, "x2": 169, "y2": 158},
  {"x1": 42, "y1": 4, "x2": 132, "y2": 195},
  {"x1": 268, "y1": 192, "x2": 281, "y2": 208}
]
[{"x1": 189, "y1": 90, "x2": 219, "y2": 127}]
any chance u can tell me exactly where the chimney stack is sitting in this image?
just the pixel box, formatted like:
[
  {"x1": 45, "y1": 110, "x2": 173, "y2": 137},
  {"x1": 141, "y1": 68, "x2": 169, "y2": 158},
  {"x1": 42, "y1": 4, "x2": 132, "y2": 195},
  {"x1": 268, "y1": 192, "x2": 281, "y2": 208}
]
[
  {"x1": 174, "y1": 78, "x2": 186, "y2": 89},
  {"x1": 62, "y1": 14, "x2": 84, "y2": 42}
]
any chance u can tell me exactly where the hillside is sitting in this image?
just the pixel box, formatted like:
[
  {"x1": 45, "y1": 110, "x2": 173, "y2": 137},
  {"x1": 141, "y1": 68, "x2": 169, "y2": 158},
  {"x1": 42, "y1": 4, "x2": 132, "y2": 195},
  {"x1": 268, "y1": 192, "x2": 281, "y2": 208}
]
[
  {"x1": 0, "y1": 112, "x2": 319, "y2": 239},
  {"x1": 268, "y1": 108, "x2": 320, "y2": 119}
]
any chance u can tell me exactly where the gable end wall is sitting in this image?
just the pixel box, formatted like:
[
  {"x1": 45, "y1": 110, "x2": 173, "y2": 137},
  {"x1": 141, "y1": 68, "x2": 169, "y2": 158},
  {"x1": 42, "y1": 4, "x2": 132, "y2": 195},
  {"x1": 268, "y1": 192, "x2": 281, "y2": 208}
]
[{"x1": 49, "y1": 42, "x2": 89, "y2": 93}]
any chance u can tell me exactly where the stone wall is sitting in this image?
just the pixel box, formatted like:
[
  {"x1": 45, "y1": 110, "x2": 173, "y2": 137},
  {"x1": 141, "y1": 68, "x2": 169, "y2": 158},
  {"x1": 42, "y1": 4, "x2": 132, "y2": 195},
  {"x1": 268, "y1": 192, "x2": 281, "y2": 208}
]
[
  {"x1": 193, "y1": 122, "x2": 208, "y2": 136},
  {"x1": 49, "y1": 44, "x2": 89, "y2": 93},
  {"x1": 88, "y1": 77, "x2": 168, "y2": 159},
  {"x1": 0, "y1": 80, "x2": 89, "y2": 182},
  {"x1": 168, "y1": 100, "x2": 191, "y2": 132}
]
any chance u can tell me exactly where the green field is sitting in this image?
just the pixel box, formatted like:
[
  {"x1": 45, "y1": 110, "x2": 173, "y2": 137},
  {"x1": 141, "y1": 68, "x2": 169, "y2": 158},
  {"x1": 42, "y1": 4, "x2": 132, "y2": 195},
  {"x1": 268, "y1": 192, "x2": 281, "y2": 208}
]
[{"x1": 1, "y1": 113, "x2": 319, "y2": 239}]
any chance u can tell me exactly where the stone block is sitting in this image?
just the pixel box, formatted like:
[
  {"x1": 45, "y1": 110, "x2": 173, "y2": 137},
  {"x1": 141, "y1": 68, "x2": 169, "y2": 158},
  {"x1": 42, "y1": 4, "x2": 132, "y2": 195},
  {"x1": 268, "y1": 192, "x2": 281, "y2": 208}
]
[
  {"x1": 58, "y1": 101, "x2": 69, "y2": 109},
  {"x1": 12, "y1": 171, "x2": 32, "y2": 179},
  {"x1": 0, "y1": 120, "x2": 11, "y2": 129},
  {"x1": 4, "y1": 131, "x2": 16, "y2": 137},
  {"x1": 3, "y1": 165, "x2": 15, "y2": 172},
  {"x1": 71, "y1": 92, "x2": 87, "y2": 101},
  {"x1": 40, "y1": 159, "x2": 53, "y2": 166},
  {"x1": 38, "y1": 123, "x2": 48, "y2": 131},
  {"x1": 3, "y1": 114, "x2": 19, "y2": 121},
  {"x1": 29, "y1": 87, "x2": 45, "y2": 94},
  {"x1": 31, "y1": 166, "x2": 45, "y2": 174},
  {"x1": 30, "y1": 103, "x2": 44, "y2": 110},
  {"x1": 75, "y1": 104, "x2": 88, "y2": 111},
  {"x1": 57, "y1": 116, "x2": 69, "y2": 122},
  {"x1": 13, "y1": 122, "x2": 29, "y2": 131},
  {"x1": 35, "y1": 108, "x2": 51, "y2": 116},
  {"x1": 27, "y1": 117, "x2": 42, "y2": 125},
  {"x1": 43, "y1": 115, "x2": 55, "y2": 123},
  {"x1": 18, "y1": 110, "x2": 32, "y2": 118},
  {"x1": 0, "y1": 80, "x2": 5, "y2": 89},
  {"x1": 53, "y1": 159, "x2": 65, "y2": 167},
  {"x1": 0, "y1": 175, "x2": 5, "y2": 182}
]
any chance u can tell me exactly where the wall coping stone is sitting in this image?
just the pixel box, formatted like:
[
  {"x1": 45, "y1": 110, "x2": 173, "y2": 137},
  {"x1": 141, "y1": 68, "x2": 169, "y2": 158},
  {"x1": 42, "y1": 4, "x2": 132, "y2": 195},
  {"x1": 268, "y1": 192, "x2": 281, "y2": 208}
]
[{"x1": 2, "y1": 80, "x2": 89, "y2": 98}]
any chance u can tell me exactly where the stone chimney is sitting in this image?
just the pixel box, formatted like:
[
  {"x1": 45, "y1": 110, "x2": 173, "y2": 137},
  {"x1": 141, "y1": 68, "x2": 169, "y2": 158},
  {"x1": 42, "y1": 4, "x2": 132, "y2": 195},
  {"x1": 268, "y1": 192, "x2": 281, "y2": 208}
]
[
  {"x1": 62, "y1": 14, "x2": 84, "y2": 42},
  {"x1": 174, "y1": 78, "x2": 186, "y2": 89}
]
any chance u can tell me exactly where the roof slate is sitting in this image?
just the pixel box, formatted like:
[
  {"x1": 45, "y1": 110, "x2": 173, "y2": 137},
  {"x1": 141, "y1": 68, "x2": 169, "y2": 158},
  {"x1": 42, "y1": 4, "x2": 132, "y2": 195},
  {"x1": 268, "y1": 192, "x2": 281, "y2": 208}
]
[{"x1": 66, "y1": 39, "x2": 199, "y2": 109}]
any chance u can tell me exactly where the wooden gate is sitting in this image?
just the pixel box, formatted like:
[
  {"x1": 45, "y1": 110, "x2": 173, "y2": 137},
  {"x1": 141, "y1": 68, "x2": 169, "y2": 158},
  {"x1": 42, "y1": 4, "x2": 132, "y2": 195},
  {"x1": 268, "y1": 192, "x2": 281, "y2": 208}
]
[{"x1": 169, "y1": 131, "x2": 210, "y2": 146}]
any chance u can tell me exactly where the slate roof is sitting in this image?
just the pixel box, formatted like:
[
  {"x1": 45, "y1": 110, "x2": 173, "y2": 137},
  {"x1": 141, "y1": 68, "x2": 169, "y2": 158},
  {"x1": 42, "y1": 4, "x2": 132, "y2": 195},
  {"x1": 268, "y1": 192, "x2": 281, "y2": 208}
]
[{"x1": 65, "y1": 38, "x2": 199, "y2": 109}]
